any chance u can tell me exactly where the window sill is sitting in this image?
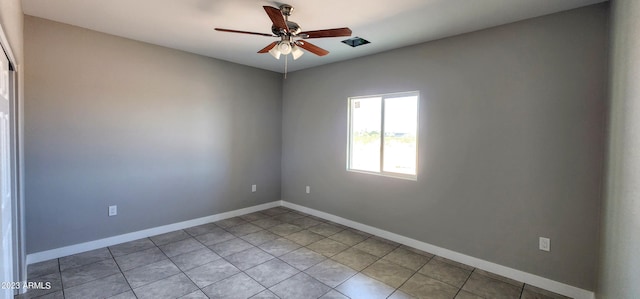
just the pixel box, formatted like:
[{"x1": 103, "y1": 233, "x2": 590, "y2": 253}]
[{"x1": 347, "y1": 169, "x2": 417, "y2": 181}]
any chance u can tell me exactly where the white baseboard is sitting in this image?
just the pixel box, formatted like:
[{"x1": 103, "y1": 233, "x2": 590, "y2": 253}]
[
  {"x1": 26, "y1": 201, "x2": 280, "y2": 265},
  {"x1": 282, "y1": 201, "x2": 595, "y2": 299}
]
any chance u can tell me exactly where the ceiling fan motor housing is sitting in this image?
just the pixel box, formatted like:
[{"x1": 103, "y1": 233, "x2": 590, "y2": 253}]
[{"x1": 271, "y1": 22, "x2": 301, "y2": 36}]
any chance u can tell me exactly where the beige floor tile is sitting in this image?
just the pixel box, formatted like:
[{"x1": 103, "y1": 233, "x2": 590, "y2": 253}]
[
  {"x1": 362, "y1": 259, "x2": 414, "y2": 288},
  {"x1": 383, "y1": 246, "x2": 431, "y2": 271},
  {"x1": 400, "y1": 273, "x2": 460, "y2": 299},
  {"x1": 418, "y1": 258, "x2": 472, "y2": 288},
  {"x1": 331, "y1": 247, "x2": 379, "y2": 271},
  {"x1": 461, "y1": 271, "x2": 523, "y2": 299}
]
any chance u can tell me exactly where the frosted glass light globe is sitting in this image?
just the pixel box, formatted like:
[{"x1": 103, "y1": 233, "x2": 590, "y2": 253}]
[{"x1": 278, "y1": 42, "x2": 292, "y2": 55}]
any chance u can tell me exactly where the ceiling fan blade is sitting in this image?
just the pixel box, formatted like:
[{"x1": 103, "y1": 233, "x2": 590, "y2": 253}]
[
  {"x1": 299, "y1": 27, "x2": 352, "y2": 39},
  {"x1": 295, "y1": 40, "x2": 329, "y2": 56},
  {"x1": 215, "y1": 28, "x2": 275, "y2": 37},
  {"x1": 263, "y1": 6, "x2": 289, "y2": 32},
  {"x1": 258, "y1": 42, "x2": 278, "y2": 53}
]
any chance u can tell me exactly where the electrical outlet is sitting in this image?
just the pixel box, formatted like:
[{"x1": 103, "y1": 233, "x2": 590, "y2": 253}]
[
  {"x1": 108, "y1": 205, "x2": 117, "y2": 217},
  {"x1": 306, "y1": 186, "x2": 310, "y2": 194},
  {"x1": 252, "y1": 185, "x2": 257, "y2": 193},
  {"x1": 539, "y1": 237, "x2": 550, "y2": 252}
]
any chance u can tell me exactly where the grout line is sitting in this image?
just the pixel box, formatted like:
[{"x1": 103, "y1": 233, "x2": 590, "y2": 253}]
[
  {"x1": 455, "y1": 268, "x2": 476, "y2": 298},
  {"x1": 106, "y1": 246, "x2": 138, "y2": 299},
  {"x1": 230, "y1": 214, "x2": 353, "y2": 297},
  {"x1": 217, "y1": 212, "x2": 300, "y2": 297},
  {"x1": 56, "y1": 258, "x2": 64, "y2": 299},
  {"x1": 200, "y1": 217, "x2": 283, "y2": 296},
  {"x1": 171, "y1": 241, "x2": 205, "y2": 298},
  {"x1": 390, "y1": 253, "x2": 432, "y2": 298},
  {"x1": 158, "y1": 231, "x2": 208, "y2": 298}
]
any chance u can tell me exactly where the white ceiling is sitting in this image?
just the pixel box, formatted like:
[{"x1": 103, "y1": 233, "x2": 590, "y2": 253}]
[{"x1": 21, "y1": 0, "x2": 606, "y2": 73}]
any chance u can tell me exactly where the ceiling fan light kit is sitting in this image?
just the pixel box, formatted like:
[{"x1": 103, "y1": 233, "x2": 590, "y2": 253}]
[
  {"x1": 291, "y1": 45, "x2": 304, "y2": 60},
  {"x1": 269, "y1": 37, "x2": 304, "y2": 60},
  {"x1": 215, "y1": 4, "x2": 352, "y2": 62},
  {"x1": 278, "y1": 42, "x2": 292, "y2": 54},
  {"x1": 268, "y1": 47, "x2": 281, "y2": 60}
]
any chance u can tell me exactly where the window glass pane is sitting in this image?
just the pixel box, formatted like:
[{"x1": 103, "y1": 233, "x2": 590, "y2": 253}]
[
  {"x1": 350, "y1": 97, "x2": 381, "y2": 172},
  {"x1": 383, "y1": 96, "x2": 417, "y2": 175}
]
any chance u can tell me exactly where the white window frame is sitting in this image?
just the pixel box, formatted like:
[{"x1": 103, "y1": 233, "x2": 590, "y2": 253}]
[{"x1": 347, "y1": 91, "x2": 419, "y2": 180}]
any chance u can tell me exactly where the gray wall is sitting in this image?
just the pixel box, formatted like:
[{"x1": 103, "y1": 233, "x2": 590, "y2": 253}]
[
  {"x1": 24, "y1": 16, "x2": 282, "y2": 253},
  {"x1": 598, "y1": 0, "x2": 640, "y2": 298},
  {"x1": 281, "y1": 4, "x2": 608, "y2": 290}
]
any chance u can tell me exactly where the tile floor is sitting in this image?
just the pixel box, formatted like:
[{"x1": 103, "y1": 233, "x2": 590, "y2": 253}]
[{"x1": 18, "y1": 207, "x2": 571, "y2": 299}]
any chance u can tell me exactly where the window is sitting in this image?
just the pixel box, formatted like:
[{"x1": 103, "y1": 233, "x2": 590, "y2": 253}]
[{"x1": 348, "y1": 91, "x2": 418, "y2": 179}]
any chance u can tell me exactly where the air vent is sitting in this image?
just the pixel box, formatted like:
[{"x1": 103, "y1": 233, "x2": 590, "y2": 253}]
[{"x1": 341, "y1": 37, "x2": 370, "y2": 48}]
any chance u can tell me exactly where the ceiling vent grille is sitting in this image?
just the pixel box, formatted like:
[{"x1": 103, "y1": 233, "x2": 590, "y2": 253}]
[{"x1": 341, "y1": 37, "x2": 370, "y2": 48}]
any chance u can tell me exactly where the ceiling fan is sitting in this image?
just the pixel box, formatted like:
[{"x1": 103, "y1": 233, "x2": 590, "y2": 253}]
[{"x1": 215, "y1": 4, "x2": 352, "y2": 60}]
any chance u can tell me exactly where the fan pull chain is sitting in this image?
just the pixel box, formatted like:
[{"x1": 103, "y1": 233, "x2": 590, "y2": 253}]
[{"x1": 284, "y1": 55, "x2": 288, "y2": 79}]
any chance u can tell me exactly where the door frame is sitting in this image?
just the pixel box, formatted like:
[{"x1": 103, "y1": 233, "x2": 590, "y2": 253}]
[{"x1": 0, "y1": 19, "x2": 25, "y2": 296}]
